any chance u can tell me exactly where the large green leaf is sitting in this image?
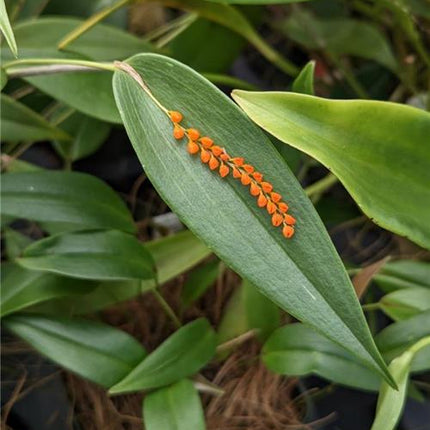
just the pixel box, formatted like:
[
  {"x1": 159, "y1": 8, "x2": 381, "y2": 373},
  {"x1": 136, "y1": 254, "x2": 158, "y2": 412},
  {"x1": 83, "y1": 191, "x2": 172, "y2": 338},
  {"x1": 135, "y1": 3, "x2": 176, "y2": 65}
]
[
  {"x1": 280, "y1": 9, "x2": 398, "y2": 72},
  {"x1": 0, "y1": 263, "x2": 95, "y2": 317},
  {"x1": 374, "y1": 260, "x2": 430, "y2": 292},
  {"x1": 143, "y1": 379, "x2": 205, "y2": 430},
  {"x1": 1, "y1": 171, "x2": 136, "y2": 233},
  {"x1": 31, "y1": 230, "x2": 211, "y2": 314},
  {"x1": 232, "y1": 91, "x2": 430, "y2": 250},
  {"x1": 263, "y1": 324, "x2": 380, "y2": 391},
  {"x1": 18, "y1": 230, "x2": 155, "y2": 281},
  {"x1": 0, "y1": 0, "x2": 17, "y2": 57},
  {"x1": 112, "y1": 53, "x2": 393, "y2": 386},
  {"x1": 109, "y1": 318, "x2": 216, "y2": 394},
  {"x1": 4, "y1": 314, "x2": 146, "y2": 387},
  {"x1": 371, "y1": 337, "x2": 430, "y2": 430},
  {"x1": 1, "y1": 94, "x2": 71, "y2": 142},
  {"x1": 376, "y1": 311, "x2": 430, "y2": 373}
]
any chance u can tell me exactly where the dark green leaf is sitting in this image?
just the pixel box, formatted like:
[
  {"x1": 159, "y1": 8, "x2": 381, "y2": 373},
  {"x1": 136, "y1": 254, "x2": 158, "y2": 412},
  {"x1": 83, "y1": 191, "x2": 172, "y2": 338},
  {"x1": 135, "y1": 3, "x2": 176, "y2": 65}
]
[
  {"x1": 292, "y1": 60, "x2": 315, "y2": 95},
  {"x1": 263, "y1": 323, "x2": 381, "y2": 391},
  {"x1": 4, "y1": 313, "x2": 146, "y2": 387},
  {"x1": 1, "y1": 66, "x2": 7, "y2": 89},
  {"x1": 232, "y1": 91, "x2": 430, "y2": 250},
  {"x1": 18, "y1": 230, "x2": 155, "y2": 281},
  {"x1": 376, "y1": 311, "x2": 430, "y2": 373},
  {"x1": 1, "y1": 263, "x2": 95, "y2": 317},
  {"x1": 379, "y1": 288, "x2": 430, "y2": 321},
  {"x1": 109, "y1": 318, "x2": 216, "y2": 394},
  {"x1": 143, "y1": 379, "x2": 205, "y2": 430},
  {"x1": 1, "y1": 171, "x2": 136, "y2": 233},
  {"x1": 113, "y1": 53, "x2": 393, "y2": 386},
  {"x1": 1, "y1": 94, "x2": 71, "y2": 142},
  {"x1": 3, "y1": 228, "x2": 32, "y2": 260}
]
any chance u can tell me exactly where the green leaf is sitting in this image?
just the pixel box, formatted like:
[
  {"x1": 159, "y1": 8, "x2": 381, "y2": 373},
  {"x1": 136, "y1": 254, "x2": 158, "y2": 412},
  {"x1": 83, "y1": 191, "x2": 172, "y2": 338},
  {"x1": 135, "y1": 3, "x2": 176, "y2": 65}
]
[
  {"x1": 3, "y1": 227, "x2": 32, "y2": 260},
  {"x1": 371, "y1": 337, "x2": 430, "y2": 430},
  {"x1": 218, "y1": 279, "x2": 280, "y2": 344},
  {"x1": 232, "y1": 91, "x2": 430, "y2": 250},
  {"x1": 379, "y1": 287, "x2": 430, "y2": 321},
  {"x1": 1, "y1": 17, "x2": 152, "y2": 61},
  {"x1": 52, "y1": 110, "x2": 110, "y2": 162},
  {"x1": 374, "y1": 260, "x2": 430, "y2": 292},
  {"x1": 109, "y1": 318, "x2": 216, "y2": 394},
  {"x1": 0, "y1": 263, "x2": 95, "y2": 317},
  {"x1": 18, "y1": 230, "x2": 155, "y2": 281},
  {"x1": 280, "y1": 9, "x2": 398, "y2": 72},
  {"x1": 4, "y1": 313, "x2": 147, "y2": 387},
  {"x1": 143, "y1": 379, "x2": 205, "y2": 430},
  {"x1": 180, "y1": 259, "x2": 220, "y2": 309},
  {"x1": 0, "y1": 0, "x2": 17, "y2": 57},
  {"x1": 1, "y1": 94, "x2": 71, "y2": 142},
  {"x1": 376, "y1": 311, "x2": 430, "y2": 373},
  {"x1": 31, "y1": 230, "x2": 212, "y2": 314},
  {"x1": 263, "y1": 323, "x2": 381, "y2": 391},
  {"x1": 205, "y1": 0, "x2": 310, "y2": 4},
  {"x1": 291, "y1": 60, "x2": 315, "y2": 95},
  {"x1": 112, "y1": 53, "x2": 394, "y2": 387},
  {"x1": 1, "y1": 171, "x2": 136, "y2": 233},
  {"x1": 1, "y1": 156, "x2": 43, "y2": 173},
  {"x1": 1, "y1": 66, "x2": 7, "y2": 89}
]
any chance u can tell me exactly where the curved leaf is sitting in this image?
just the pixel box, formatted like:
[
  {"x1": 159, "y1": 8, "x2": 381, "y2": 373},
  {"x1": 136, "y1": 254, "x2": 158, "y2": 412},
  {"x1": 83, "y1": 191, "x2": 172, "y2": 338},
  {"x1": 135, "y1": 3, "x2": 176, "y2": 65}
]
[
  {"x1": 232, "y1": 91, "x2": 430, "y2": 250},
  {"x1": 143, "y1": 379, "x2": 205, "y2": 430},
  {"x1": 1, "y1": 171, "x2": 136, "y2": 233},
  {"x1": 0, "y1": 0, "x2": 17, "y2": 57},
  {"x1": 291, "y1": 60, "x2": 315, "y2": 95},
  {"x1": 4, "y1": 313, "x2": 146, "y2": 387},
  {"x1": 376, "y1": 311, "x2": 430, "y2": 373},
  {"x1": 109, "y1": 318, "x2": 216, "y2": 394},
  {"x1": 0, "y1": 263, "x2": 95, "y2": 317},
  {"x1": 18, "y1": 230, "x2": 155, "y2": 281},
  {"x1": 112, "y1": 53, "x2": 393, "y2": 386},
  {"x1": 1, "y1": 94, "x2": 71, "y2": 142},
  {"x1": 263, "y1": 324, "x2": 380, "y2": 391}
]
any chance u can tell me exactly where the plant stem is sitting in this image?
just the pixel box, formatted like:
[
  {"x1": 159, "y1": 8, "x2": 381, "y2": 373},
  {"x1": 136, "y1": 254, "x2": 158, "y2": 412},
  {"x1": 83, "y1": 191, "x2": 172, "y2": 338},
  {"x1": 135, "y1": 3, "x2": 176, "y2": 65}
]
[
  {"x1": 216, "y1": 329, "x2": 256, "y2": 354},
  {"x1": 305, "y1": 172, "x2": 338, "y2": 197},
  {"x1": 58, "y1": 0, "x2": 130, "y2": 50},
  {"x1": 362, "y1": 302, "x2": 380, "y2": 311},
  {"x1": 202, "y1": 73, "x2": 259, "y2": 91},
  {"x1": 151, "y1": 289, "x2": 182, "y2": 329}
]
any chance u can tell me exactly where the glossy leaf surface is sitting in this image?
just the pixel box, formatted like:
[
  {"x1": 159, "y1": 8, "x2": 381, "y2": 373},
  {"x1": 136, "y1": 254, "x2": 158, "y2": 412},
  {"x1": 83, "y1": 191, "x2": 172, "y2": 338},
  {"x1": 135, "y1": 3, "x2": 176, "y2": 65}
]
[
  {"x1": 113, "y1": 53, "x2": 393, "y2": 386},
  {"x1": 18, "y1": 230, "x2": 155, "y2": 281},
  {"x1": 4, "y1": 314, "x2": 146, "y2": 387},
  {"x1": 143, "y1": 379, "x2": 205, "y2": 430},
  {"x1": 1, "y1": 171, "x2": 135, "y2": 233},
  {"x1": 109, "y1": 318, "x2": 216, "y2": 394},
  {"x1": 232, "y1": 91, "x2": 430, "y2": 249}
]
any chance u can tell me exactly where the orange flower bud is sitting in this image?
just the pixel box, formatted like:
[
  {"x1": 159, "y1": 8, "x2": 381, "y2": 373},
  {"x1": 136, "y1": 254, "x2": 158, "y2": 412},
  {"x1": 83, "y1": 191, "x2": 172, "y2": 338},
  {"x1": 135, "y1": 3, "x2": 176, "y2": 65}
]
[
  {"x1": 219, "y1": 164, "x2": 229, "y2": 178},
  {"x1": 232, "y1": 167, "x2": 241, "y2": 179},
  {"x1": 243, "y1": 164, "x2": 254, "y2": 174},
  {"x1": 201, "y1": 149, "x2": 210, "y2": 163},
  {"x1": 200, "y1": 137, "x2": 213, "y2": 148},
  {"x1": 241, "y1": 174, "x2": 251, "y2": 185},
  {"x1": 270, "y1": 192, "x2": 282, "y2": 203},
  {"x1": 284, "y1": 214, "x2": 296, "y2": 225},
  {"x1": 262, "y1": 182, "x2": 273, "y2": 193},
  {"x1": 257, "y1": 193, "x2": 267, "y2": 207},
  {"x1": 220, "y1": 152, "x2": 230, "y2": 161},
  {"x1": 231, "y1": 157, "x2": 244, "y2": 166},
  {"x1": 250, "y1": 182, "x2": 260, "y2": 196},
  {"x1": 209, "y1": 156, "x2": 219, "y2": 170},
  {"x1": 267, "y1": 201, "x2": 276, "y2": 214},
  {"x1": 272, "y1": 213, "x2": 283, "y2": 227},
  {"x1": 282, "y1": 224, "x2": 295, "y2": 238},
  {"x1": 169, "y1": 111, "x2": 183, "y2": 123},
  {"x1": 211, "y1": 145, "x2": 223, "y2": 156},
  {"x1": 253, "y1": 172, "x2": 263, "y2": 182},
  {"x1": 173, "y1": 124, "x2": 185, "y2": 139},
  {"x1": 187, "y1": 128, "x2": 200, "y2": 140},
  {"x1": 278, "y1": 202, "x2": 289, "y2": 213},
  {"x1": 187, "y1": 140, "x2": 200, "y2": 154}
]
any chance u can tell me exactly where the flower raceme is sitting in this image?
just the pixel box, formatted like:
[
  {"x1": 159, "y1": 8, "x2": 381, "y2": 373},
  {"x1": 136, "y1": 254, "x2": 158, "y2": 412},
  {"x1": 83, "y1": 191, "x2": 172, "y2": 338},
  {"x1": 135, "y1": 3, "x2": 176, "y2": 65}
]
[{"x1": 169, "y1": 111, "x2": 296, "y2": 239}]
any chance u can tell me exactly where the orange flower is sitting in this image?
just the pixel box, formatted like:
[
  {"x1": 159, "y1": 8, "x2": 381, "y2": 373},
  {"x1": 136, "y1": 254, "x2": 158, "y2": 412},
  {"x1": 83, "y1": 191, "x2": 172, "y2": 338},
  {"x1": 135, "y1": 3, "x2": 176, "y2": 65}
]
[
  {"x1": 173, "y1": 125, "x2": 185, "y2": 139},
  {"x1": 187, "y1": 128, "x2": 200, "y2": 140},
  {"x1": 187, "y1": 140, "x2": 199, "y2": 154},
  {"x1": 219, "y1": 164, "x2": 229, "y2": 178},
  {"x1": 169, "y1": 111, "x2": 183, "y2": 123}
]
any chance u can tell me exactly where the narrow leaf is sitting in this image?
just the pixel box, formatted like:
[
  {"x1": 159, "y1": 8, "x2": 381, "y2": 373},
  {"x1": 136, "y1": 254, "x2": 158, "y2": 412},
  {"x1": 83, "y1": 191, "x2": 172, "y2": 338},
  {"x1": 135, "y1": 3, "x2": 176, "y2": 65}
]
[
  {"x1": 3, "y1": 227, "x2": 32, "y2": 260},
  {"x1": 0, "y1": 0, "x2": 17, "y2": 57},
  {"x1": 18, "y1": 230, "x2": 155, "y2": 281},
  {"x1": 1, "y1": 263, "x2": 95, "y2": 317},
  {"x1": 1, "y1": 171, "x2": 136, "y2": 233},
  {"x1": 4, "y1": 314, "x2": 147, "y2": 387},
  {"x1": 232, "y1": 91, "x2": 430, "y2": 250},
  {"x1": 112, "y1": 53, "x2": 394, "y2": 386},
  {"x1": 143, "y1": 379, "x2": 205, "y2": 430},
  {"x1": 109, "y1": 318, "x2": 216, "y2": 394},
  {"x1": 292, "y1": 60, "x2": 315, "y2": 95},
  {"x1": 1, "y1": 94, "x2": 71, "y2": 142},
  {"x1": 263, "y1": 324, "x2": 381, "y2": 391}
]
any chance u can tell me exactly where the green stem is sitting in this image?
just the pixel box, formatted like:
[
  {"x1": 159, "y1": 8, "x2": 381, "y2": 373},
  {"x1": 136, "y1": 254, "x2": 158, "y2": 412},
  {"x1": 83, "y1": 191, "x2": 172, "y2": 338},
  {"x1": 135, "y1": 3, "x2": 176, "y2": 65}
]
[
  {"x1": 362, "y1": 302, "x2": 380, "y2": 311},
  {"x1": 152, "y1": 289, "x2": 182, "y2": 329},
  {"x1": 58, "y1": 0, "x2": 130, "y2": 50},
  {"x1": 305, "y1": 172, "x2": 338, "y2": 197},
  {"x1": 408, "y1": 336, "x2": 430, "y2": 356},
  {"x1": 202, "y1": 73, "x2": 259, "y2": 91}
]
